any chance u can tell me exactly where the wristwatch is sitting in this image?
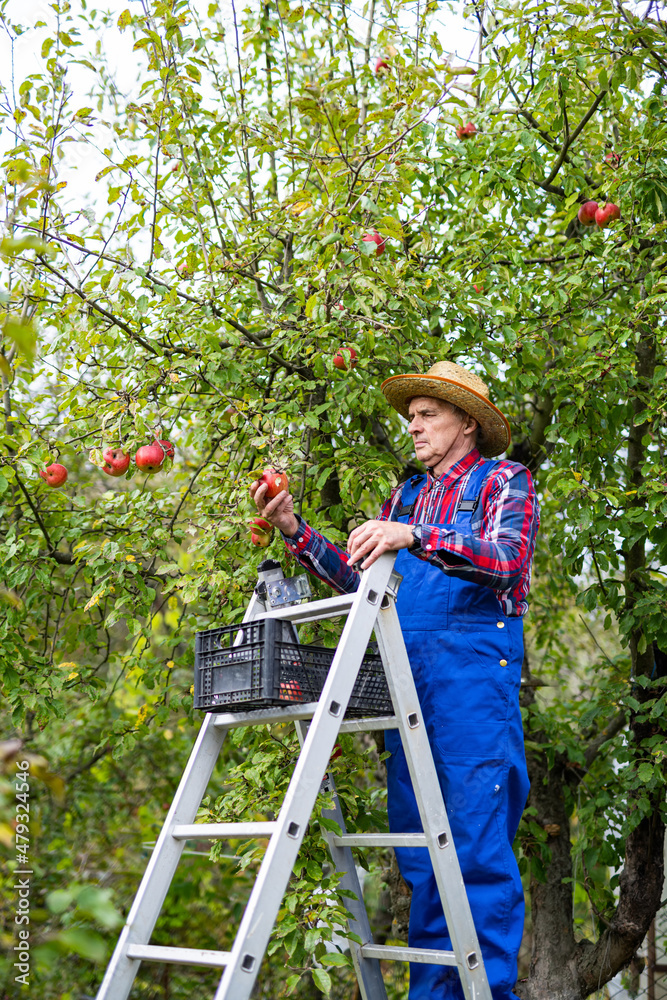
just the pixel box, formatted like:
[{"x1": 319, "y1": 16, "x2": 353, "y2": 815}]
[{"x1": 409, "y1": 524, "x2": 422, "y2": 551}]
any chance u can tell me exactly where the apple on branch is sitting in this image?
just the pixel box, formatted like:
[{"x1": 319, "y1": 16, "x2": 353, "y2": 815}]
[
  {"x1": 135, "y1": 439, "x2": 175, "y2": 474},
  {"x1": 250, "y1": 516, "x2": 274, "y2": 548},
  {"x1": 456, "y1": 122, "x2": 477, "y2": 140},
  {"x1": 39, "y1": 463, "x2": 68, "y2": 487},
  {"x1": 595, "y1": 203, "x2": 621, "y2": 228},
  {"x1": 577, "y1": 201, "x2": 599, "y2": 226},
  {"x1": 360, "y1": 230, "x2": 386, "y2": 257},
  {"x1": 257, "y1": 468, "x2": 289, "y2": 499},
  {"x1": 102, "y1": 448, "x2": 131, "y2": 477},
  {"x1": 375, "y1": 57, "x2": 389, "y2": 74},
  {"x1": 333, "y1": 347, "x2": 358, "y2": 371}
]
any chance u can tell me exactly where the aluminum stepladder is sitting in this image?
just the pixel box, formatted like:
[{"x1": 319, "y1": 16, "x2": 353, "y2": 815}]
[{"x1": 97, "y1": 552, "x2": 492, "y2": 1000}]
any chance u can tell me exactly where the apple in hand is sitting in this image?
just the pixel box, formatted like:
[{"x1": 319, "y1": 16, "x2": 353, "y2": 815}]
[
  {"x1": 250, "y1": 516, "x2": 273, "y2": 547},
  {"x1": 135, "y1": 439, "x2": 174, "y2": 474},
  {"x1": 361, "y1": 230, "x2": 386, "y2": 257},
  {"x1": 595, "y1": 203, "x2": 620, "y2": 228},
  {"x1": 577, "y1": 201, "x2": 599, "y2": 226},
  {"x1": 375, "y1": 57, "x2": 389, "y2": 74},
  {"x1": 102, "y1": 448, "x2": 131, "y2": 477},
  {"x1": 279, "y1": 679, "x2": 303, "y2": 701},
  {"x1": 456, "y1": 122, "x2": 477, "y2": 140},
  {"x1": 39, "y1": 463, "x2": 68, "y2": 487},
  {"x1": 333, "y1": 347, "x2": 358, "y2": 371},
  {"x1": 257, "y1": 468, "x2": 289, "y2": 499}
]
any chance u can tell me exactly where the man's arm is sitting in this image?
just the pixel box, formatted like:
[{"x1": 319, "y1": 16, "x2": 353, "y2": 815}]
[
  {"x1": 249, "y1": 479, "x2": 360, "y2": 594},
  {"x1": 282, "y1": 516, "x2": 361, "y2": 594},
  {"x1": 347, "y1": 466, "x2": 538, "y2": 590},
  {"x1": 406, "y1": 467, "x2": 539, "y2": 591}
]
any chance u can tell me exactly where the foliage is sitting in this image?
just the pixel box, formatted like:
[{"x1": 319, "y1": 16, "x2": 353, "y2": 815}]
[{"x1": 0, "y1": 0, "x2": 666, "y2": 997}]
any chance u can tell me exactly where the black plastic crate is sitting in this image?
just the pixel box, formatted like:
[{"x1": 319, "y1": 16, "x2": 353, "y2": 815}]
[{"x1": 194, "y1": 618, "x2": 392, "y2": 717}]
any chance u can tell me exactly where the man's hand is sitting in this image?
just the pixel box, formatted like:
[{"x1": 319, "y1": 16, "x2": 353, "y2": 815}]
[
  {"x1": 346, "y1": 520, "x2": 414, "y2": 570},
  {"x1": 249, "y1": 480, "x2": 299, "y2": 537}
]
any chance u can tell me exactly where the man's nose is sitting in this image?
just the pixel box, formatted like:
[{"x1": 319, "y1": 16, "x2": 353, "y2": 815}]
[{"x1": 408, "y1": 417, "x2": 421, "y2": 434}]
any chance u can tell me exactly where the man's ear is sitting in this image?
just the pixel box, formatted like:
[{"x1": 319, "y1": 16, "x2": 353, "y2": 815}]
[{"x1": 463, "y1": 414, "x2": 479, "y2": 436}]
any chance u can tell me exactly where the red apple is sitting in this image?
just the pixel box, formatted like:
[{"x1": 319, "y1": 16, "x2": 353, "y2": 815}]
[
  {"x1": 250, "y1": 516, "x2": 273, "y2": 547},
  {"x1": 157, "y1": 439, "x2": 175, "y2": 460},
  {"x1": 473, "y1": 283, "x2": 484, "y2": 294},
  {"x1": 604, "y1": 151, "x2": 621, "y2": 169},
  {"x1": 135, "y1": 440, "x2": 173, "y2": 474},
  {"x1": 333, "y1": 347, "x2": 358, "y2": 371},
  {"x1": 577, "y1": 201, "x2": 599, "y2": 226},
  {"x1": 101, "y1": 448, "x2": 131, "y2": 477},
  {"x1": 39, "y1": 463, "x2": 68, "y2": 487},
  {"x1": 257, "y1": 468, "x2": 289, "y2": 499},
  {"x1": 456, "y1": 122, "x2": 477, "y2": 140},
  {"x1": 279, "y1": 680, "x2": 303, "y2": 701},
  {"x1": 177, "y1": 262, "x2": 193, "y2": 279},
  {"x1": 375, "y1": 57, "x2": 389, "y2": 74},
  {"x1": 333, "y1": 303, "x2": 345, "y2": 312},
  {"x1": 595, "y1": 203, "x2": 621, "y2": 228},
  {"x1": 361, "y1": 230, "x2": 385, "y2": 256}
]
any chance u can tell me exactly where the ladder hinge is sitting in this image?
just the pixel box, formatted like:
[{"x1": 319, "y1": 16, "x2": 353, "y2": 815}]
[{"x1": 385, "y1": 570, "x2": 403, "y2": 602}]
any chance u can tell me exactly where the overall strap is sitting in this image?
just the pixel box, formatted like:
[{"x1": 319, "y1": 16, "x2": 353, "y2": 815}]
[
  {"x1": 452, "y1": 459, "x2": 499, "y2": 526},
  {"x1": 390, "y1": 475, "x2": 427, "y2": 521}
]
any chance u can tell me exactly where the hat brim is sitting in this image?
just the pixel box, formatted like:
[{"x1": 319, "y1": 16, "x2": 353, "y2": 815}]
[{"x1": 380, "y1": 373, "x2": 511, "y2": 458}]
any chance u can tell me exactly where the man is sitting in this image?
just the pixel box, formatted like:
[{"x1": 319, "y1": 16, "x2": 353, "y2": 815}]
[{"x1": 250, "y1": 360, "x2": 539, "y2": 1000}]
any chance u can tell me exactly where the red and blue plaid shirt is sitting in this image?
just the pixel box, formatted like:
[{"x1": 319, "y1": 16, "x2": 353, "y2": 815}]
[{"x1": 282, "y1": 448, "x2": 539, "y2": 617}]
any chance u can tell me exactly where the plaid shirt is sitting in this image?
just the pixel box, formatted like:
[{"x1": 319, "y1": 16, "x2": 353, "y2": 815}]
[{"x1": 282, "y1": 448, "x2": 539, "y2": 617}]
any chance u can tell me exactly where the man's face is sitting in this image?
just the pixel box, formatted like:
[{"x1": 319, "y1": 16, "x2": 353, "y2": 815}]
[{"x1": 407, "y1": 396, "x2": 476, "y2": 471}]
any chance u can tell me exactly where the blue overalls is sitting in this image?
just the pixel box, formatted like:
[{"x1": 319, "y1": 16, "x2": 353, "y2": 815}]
[{"x1": 385, "y1": 461, "x2": 530, "y2": 1000}]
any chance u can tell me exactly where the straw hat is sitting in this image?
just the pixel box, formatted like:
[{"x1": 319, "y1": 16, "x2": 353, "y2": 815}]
[{"x1": 380, "y1": 360, "x2": 511, "y2": 458}]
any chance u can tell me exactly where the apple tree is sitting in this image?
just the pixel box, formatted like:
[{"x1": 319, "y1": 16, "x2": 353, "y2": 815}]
[{"x1": 0, "y1": 0, "x2": 666, "y2": 997}]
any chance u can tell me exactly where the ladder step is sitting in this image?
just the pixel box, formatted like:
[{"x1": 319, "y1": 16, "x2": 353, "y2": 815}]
[
  {"x1": 172, "y1": 822, "x2": 276, "y2": 840},
  {"x1": 360, "y1": 943, "x2": 458, "y2": 966},
  {"x1": 126, "y1": 944, "x2": 231, "y2": 967},
  {"x1": 211, "y1": 706, "x2": 400, "y2": 732},
  {"x1": 262, "y1": 593, "x2": 355, "y2": 623},
  {"x1": 339, "y1": 714, "x2": 398, "y2": 732},
  {"x1": 333, "y1": 832, "x2": 427, "y2": 848},
  {"x1": 214, "y1": 703, "x2": 319, "y2": 729}
]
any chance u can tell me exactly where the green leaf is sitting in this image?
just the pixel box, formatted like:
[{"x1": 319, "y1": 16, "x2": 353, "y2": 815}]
[
  {"x1": 311, "y1": 968, "x2": 332, "y2": 994},
  {"x1": 58, "y1": 928, "x2": 107, "y2": 962}
]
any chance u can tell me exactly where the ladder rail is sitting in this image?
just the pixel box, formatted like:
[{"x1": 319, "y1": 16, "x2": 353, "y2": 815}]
[
  {"x1": 96, "y1": 591, "x2": 265, "y2": 1000},
  {"x1": 212, "y1": 555, "x2": 397, "y2": 999},
  {"x1": 96, "y1": 712, "x2": 227, "y2": 999}
]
